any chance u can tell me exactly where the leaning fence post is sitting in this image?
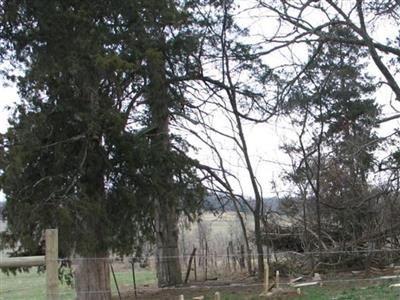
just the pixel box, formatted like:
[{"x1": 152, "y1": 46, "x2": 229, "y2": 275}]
[
  {"x1": 214, "y1": 291, "x2": 221, "y2": 300},
  {"x1": 179, "y1": 295, "x2": 185, "y2": 300},
  {"x1": 45, "y1": 229, "x2": 58, "y2": 300}
]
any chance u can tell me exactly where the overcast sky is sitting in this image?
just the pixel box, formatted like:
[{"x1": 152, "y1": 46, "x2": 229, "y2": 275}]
[
  {"x1": 183, "y1": 1, "x2": 400, "y2": 198},
  {"x1": 0, "y1": 1, "x2": 399, "y2": 201}
]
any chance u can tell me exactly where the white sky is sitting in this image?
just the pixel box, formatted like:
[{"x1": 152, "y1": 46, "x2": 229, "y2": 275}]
[
  {"x1": 0, "y1": 83, "x2": 18, "y2": 133},
  {"x1": 184, "y1": 0, "x2": 400, "y2": 198}
]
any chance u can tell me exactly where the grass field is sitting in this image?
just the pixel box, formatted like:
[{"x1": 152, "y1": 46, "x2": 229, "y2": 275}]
[
  {"x1": 3, "y1": 271, "x2": 400, "y2": 299},
  {"x1": 294, "y1": 284, "x2": 400, "y2": 299},
  {"x1": 157, "y1": 285, "x2": 400, "y2": 300},
  {"x1": 134, "y1": 281, "x2": 400, "y2": 300},
  {"x1": 0, "y1": 268, "x2": 156, "y2": 300}
]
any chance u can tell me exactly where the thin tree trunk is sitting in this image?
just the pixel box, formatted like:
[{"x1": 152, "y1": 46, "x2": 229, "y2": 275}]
[
  {"x1": 315, "y1": 125, "x2": 323, "y2": 252},
  {"x1": 226, "y1": 246, "x2": 231, "y2": 272},
  {"x1": 254, "y1": 214, "x2": 265, "y2": 279},
  {"x1": 231, "y1": 199, "x2": 253, "y2": 275},
  {"x1": 240, "y1": 244, "x2": 245, "y2": 270},
  {"x1": 299, "y1": 104, "x2": 323, "y2": 252},
  {"x1": 225, "y1": 65, "x2": 265, "y2": 279},
  {"x1": 219, "y1": 1, "x2": 265, "y2": 280},
  {"x1": 205, "y1": 240, "x2": 208, "y2": 281},
  {"x1": 224, "y1": 70, "x2": 265, "y2": 279},
  {"x1": 194, "y1": 252, "x2": 197, "y2": 281}
]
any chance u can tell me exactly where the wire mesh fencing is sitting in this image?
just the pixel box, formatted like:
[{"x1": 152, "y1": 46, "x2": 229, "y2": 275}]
[{"x1": 3, "y1": 250, "x2": 400, "y2": 299}]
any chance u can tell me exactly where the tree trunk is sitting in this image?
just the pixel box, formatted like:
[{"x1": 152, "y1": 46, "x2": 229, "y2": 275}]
[
  {"x1": 231, "y1": 198, "x2": 253, "y2": 275},
  {"x1": 224, "y1": 59, "x2": 265, "y2": 279},
  {"x1": 254, "y1": 214, "x2": 265, "y2": 280},
  {"x1": 147, "y1": 42, "x2": 182, "y2": 287},
  {"x1": 155, "y1": 199, "x2": 182, "y2": 287},
  {"x1": 239, "y1": 244, "x2": 245, "y2": 270},
  {"x1": 315, "y1": 103, "x2": 323, "y2": 252},
  {"x1": 74, "y1": 86, "x2": 111, "y2": 299},
  {"x1": 75, "y1": 257, "x2": 111, "y2": 300}
]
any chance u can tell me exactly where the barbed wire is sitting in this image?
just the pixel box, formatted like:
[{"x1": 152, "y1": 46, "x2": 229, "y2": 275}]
[
  {"x1": 44, "y1": 248, "x2": 400, "y2": 262},
  {"x1": 3, "y1": 247, "x2": 400, "y2": 265}
]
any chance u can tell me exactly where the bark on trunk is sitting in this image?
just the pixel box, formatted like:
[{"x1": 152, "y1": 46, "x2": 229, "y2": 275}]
[
  {"x1": 75, "y1": 257, "x2": 111, "y2": 300},
  {"x1": 155, "y1": 198, "x2": 182, "y2": 287},
  {"x1": 254, "y1": 215, "x2": 265, "y2": 280},
  {"x1": 147, "y1": 41, "x2": 182, "y2": 287},
  {"x1": 74, "y1": 86, "x2": 111, "y2": 299}
]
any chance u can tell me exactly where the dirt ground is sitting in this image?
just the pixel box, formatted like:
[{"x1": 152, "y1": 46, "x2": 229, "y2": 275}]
[
  {"x1": 111, "y1": 267, "x2": 400, "y2": 300},
  {"x1": 112, "y1": 276, "x2": 298, "y2": 300},
  {"x1": 128, "y1": 286, "x2": 260, "y2": 299}
]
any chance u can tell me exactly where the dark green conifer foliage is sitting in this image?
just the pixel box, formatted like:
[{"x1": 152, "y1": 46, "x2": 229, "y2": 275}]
[{"x1": 0, "y1": 0, "x2": 205, "y2": 295}]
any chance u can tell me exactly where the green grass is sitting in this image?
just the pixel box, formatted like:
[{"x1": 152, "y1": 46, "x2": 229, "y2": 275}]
[
  {"x1": 173, "y1": 284, "x2": 400, "y2": 300},
  {"x1": 291, "y1": 284, "x2": 400, "y2": 300},
  {"x1": 0, "y1": 269, "x2": 155, "y2": 300},
  {"x1": 3, "y1": 272, "x2": 400, "y2": 300},
  {"x1": 183, "y1": 286, "x2": 400, "y2": 300},
  {"x1": 201, "y1": 293, "x2": 258, "y2": 300}
]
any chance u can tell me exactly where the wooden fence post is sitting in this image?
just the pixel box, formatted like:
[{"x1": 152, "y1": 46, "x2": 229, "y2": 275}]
[
  {"x1": 276, "y1": 270, "x2": 280, "y2": 289},
  {"x1": 264, "y1": 262, "x2": 269, "y2": 294},
  {"x1": 184, "y1": 248, "x2": 197, "y2": 283},
  {"x1": 46, "y1": 229, "x2": 58, "y2": 300},
  {"x1": 179, "y1": 295, "x2": 185, "y2": 300},
  {"x1": 214, "y1": 291, "x2": 221, "y2": 300}
]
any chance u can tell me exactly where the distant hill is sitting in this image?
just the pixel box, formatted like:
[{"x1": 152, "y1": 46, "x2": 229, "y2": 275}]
[
  {"x1": 0, "y1": 195, "x2": 280, "y2": 220},
  {"x1": 203, "y1": 193, "x2": 279, "y2": 212}
]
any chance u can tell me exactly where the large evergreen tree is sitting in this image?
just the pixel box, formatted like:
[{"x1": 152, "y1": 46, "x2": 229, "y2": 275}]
[
  {"x1": 0, "y1": 2, "x2": 153, "y2": 299},
  {"x1": 0, "y1": 0, "x2": 205, "y2": 296},
  {"x1": 118, "y1": 0, "x2": 208, "y2": 287}
]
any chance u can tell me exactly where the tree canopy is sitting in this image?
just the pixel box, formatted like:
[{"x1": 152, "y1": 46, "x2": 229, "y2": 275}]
[{"x1": 0, "y1": 0, "x2": 206, "y2": 295}]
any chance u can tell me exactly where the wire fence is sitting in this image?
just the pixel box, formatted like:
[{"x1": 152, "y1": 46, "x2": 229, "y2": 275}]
[
  {"x1": 3, "y1": 248, "x2": 400, "y2": 299},
  {"x1": 4, "y1": 272, "x2": 400, "y2": 299},
  {"x1": 46, "y1": 247, "x2": 400, "y2": 261}
]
